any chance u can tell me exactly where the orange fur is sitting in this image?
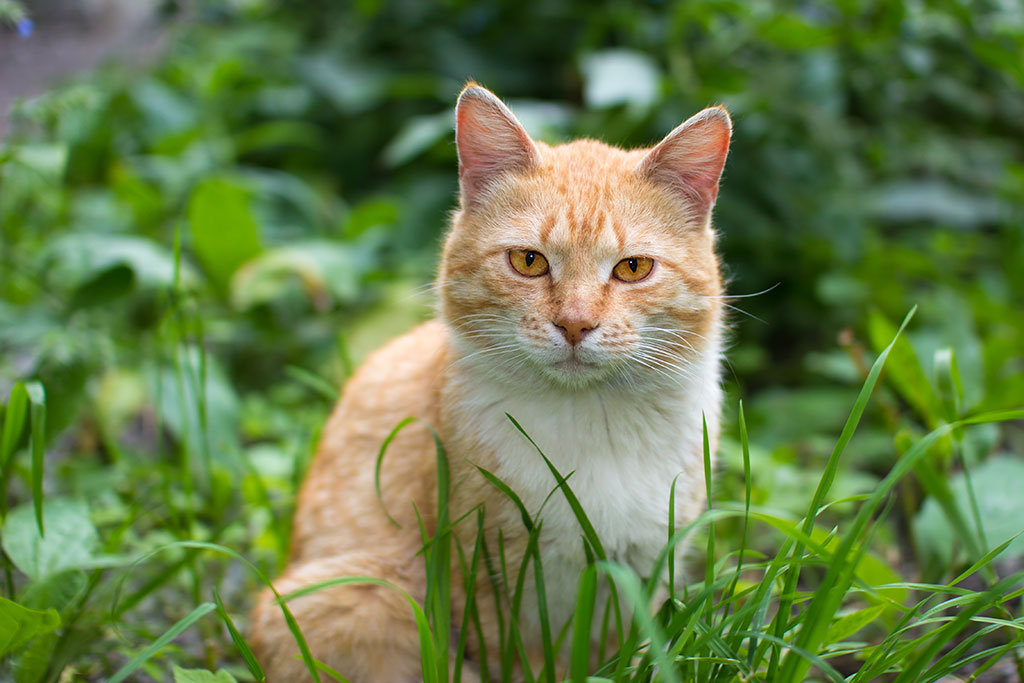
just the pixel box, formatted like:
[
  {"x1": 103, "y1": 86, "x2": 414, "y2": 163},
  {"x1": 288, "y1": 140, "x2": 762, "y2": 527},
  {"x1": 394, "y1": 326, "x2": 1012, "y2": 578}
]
[{"x1": 250, "y1": 85, "x2": 731, "y2": 681}]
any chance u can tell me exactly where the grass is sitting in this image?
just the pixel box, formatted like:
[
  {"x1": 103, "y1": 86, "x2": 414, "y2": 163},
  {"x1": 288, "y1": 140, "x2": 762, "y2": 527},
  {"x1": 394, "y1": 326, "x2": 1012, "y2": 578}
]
[{"x1": 3, "y1": 305, "x2": 1020, "y2": 682}]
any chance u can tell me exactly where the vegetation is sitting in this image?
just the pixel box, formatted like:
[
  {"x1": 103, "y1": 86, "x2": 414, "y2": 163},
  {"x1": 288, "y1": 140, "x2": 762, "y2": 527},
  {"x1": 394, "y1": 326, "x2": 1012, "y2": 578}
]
[{"x1": 0, "y1": 0, "x2": 1022, "y2": 680}]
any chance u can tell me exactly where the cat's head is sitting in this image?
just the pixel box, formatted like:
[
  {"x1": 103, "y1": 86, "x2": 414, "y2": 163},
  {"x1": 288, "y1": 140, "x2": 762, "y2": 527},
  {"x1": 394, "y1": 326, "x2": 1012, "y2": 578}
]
[{"x1": 440, "y1": 84, "x2": 730, "y2": 390}]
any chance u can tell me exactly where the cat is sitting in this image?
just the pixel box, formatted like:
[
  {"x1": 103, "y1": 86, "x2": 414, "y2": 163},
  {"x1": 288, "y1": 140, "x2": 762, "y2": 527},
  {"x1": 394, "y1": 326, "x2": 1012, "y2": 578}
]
[{"x1": 249, "y1": 83, "x2": 731, "y2": 682}]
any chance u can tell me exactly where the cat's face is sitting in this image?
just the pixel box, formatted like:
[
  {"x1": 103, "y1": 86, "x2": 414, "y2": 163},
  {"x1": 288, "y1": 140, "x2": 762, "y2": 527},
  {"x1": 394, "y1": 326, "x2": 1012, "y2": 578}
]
[{"x1": 440, "y1": 86, "x2": 730, "y2": 390}]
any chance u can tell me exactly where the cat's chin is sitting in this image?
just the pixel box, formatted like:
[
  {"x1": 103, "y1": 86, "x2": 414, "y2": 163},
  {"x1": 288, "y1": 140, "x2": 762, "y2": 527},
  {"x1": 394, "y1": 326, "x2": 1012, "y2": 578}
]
[{"x1": 537, "y1": 357, "x2": 614, "y2": 389}]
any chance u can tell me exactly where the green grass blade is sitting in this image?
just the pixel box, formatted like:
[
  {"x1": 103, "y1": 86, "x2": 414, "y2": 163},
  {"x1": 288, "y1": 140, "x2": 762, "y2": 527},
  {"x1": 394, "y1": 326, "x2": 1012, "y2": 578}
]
[
  {"x1": 213, "y1": 587, "x2": 265, "y2": 682},
  {"x1": 375, "y1": 416, "x2": 417, "y2": 528},
  {"x1": 0, "y1": 382, "x2": 29, "y2": 522},
  {"x1": 667, "y1": 473, "x2": 680, "y2": 598},
  {"x1": 530, "y1": 522, "x2": 557, "y2": 683},
  {"x1": 570, "y1": 565, "x2": 597, "y2": 682},
  {"x1": 307, "y1": 657, "x2": 351, "y2": 682},
  {"x1": 597, "y1": 561, "x2": 680, "y2": 683},
  {"x1": 109, "y1": 602, "x2": 216, "y2": 683},
  {"x1": 24, "y1": 381, "x2": 46, "y2": 536},
  {"x1": 285, "y1": 364, "x2": 341, "y2": 403},
  {"x1": 506, "y1": 414, "x2": 606, "y2": 560},
  {"x1": 473, "y1": 463, "x2": 534, "y2": 531},
  {"x1": 0, "y1": 382, "x2": 28, "y2": 474}
]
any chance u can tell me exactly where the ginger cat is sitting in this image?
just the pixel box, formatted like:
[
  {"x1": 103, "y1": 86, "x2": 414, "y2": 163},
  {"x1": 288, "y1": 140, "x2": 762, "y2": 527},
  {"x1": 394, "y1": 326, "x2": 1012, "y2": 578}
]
[{"x1": 249, "y1": 84, "x2": 731, "y2": 681}]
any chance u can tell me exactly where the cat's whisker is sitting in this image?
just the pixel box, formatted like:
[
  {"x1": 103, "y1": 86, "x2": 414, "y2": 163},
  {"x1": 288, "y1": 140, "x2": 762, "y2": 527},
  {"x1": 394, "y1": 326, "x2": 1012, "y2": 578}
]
[
  {"x1": 698, "y1": 282, "x2": 780, "y2": 300},
  {"x1": 721, "y1": 302, "x2": 768, "y2": 325}
]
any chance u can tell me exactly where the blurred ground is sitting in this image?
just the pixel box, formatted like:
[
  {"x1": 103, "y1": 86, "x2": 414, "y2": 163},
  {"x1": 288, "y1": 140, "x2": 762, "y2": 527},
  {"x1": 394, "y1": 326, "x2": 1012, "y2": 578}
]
[{"x1": 0, "y1": 0, "x2": 164, "y2": 133}]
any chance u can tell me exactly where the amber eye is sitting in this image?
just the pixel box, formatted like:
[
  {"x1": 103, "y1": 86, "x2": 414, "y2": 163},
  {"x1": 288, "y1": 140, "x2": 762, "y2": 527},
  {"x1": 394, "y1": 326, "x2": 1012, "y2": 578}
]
[
  {"x1": 613, "y1": 256, "x2": 654, "y2": 282},
  {"x1": 508, "y1": 249, "x2": 550, "y2": 277}
]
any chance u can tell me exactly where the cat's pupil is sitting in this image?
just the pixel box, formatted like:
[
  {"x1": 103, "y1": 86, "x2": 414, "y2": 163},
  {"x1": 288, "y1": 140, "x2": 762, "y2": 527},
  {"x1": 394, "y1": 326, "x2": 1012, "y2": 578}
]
[
  {"x1": 525, "y1": 251, "x2": 535, "y2": 267},
  {"x1": 628, "y1": 258, "x2": 638, "y2": 272}
]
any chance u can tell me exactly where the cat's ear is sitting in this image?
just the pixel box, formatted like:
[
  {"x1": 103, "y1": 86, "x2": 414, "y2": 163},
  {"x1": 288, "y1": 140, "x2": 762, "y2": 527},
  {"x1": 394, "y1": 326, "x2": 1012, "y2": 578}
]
[
  {"x1": 637, "y1": 107, "x2": 732, "y2": 221},
  {"x1": 456, "y1": 84, "x2": 540, "y2": 207}
]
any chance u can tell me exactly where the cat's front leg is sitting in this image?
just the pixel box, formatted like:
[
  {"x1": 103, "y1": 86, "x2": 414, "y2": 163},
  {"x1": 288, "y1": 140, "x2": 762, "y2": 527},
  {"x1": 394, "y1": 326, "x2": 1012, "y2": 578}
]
[{"x1": 250, "y1": 551, "x2": 426, "y2": 683}]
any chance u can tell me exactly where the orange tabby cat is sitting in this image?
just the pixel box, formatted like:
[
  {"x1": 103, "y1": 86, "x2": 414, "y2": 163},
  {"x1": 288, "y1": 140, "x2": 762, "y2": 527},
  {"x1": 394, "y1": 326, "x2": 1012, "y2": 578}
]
[{"x1": 249, "y1": 84, "x2": 731, "y2": 681}]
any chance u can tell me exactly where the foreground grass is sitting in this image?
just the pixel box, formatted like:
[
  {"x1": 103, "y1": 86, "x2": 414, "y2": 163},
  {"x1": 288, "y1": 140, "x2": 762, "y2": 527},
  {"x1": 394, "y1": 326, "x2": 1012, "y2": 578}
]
[{"x1": 1, "y1": 308, "x2": 1022, "y2": 682}]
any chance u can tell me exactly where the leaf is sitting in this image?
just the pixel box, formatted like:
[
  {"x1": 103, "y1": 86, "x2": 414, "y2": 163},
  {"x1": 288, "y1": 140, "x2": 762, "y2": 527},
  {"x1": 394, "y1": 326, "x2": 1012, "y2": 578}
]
[
  {"x1": 24, "y1": 381, "x2": 45, "y2": 536},
  {"x1": 1, "y1": 500, "x2": 98, "y2": 581},
  {"x1": 0, "y1": 596, "x2": 60, "y2": 656},
  {"x1": 13, "y1": 630, "x2": 58, "y2": 683},
  {"x1": 230, "y1": 241, "x2": 361, "y2": 312},
  {"x1": 1, "y1": 382, "x2": 29, "y2": 471},
  {"x1": 381, "y1": 112, "x2": 453, "y2": 168},
  {"x1": 297, "y1": 55, "x2": 387, "y2": 114},
  {"x1": 44, "y1": 233, "x2": 195, "y2": 295},
  {"x1": 11, "y1": 144, "x2": 67, "y2": 182},
  {"x1": 867, "y1": 310, "x2": 939, "y2": 426},
  {"x1": 172, "y1": 666, "x2": 238, "y2": 683},
  {"x1": 914, "y1": 455, "x2": 1024, "y2": 566},
  {"x1": 147, "y1": 347, "x2": 241, "y2": 466},
  {"x1": 580, "y1": 49, "x2": 661, "y2": 110},
  {"x1": 188, "y1": 178, "x2": 263, "y2": 290},
  {"x1": 869, "y1": 180, "x2": 1008, "y2": 229},
  {"x1": 19, "y1": 570, "x2": 88, "y2": 612},
  {"x1": 825, "y1": 604, "x2": 887, "y2": 644}
]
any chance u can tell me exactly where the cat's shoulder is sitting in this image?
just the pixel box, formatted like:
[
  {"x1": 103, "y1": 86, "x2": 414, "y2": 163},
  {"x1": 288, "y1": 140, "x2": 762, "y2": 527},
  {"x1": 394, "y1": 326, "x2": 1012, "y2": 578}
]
[{"x1": 348, "y1": 319, "x2": 450, "y2": 390}]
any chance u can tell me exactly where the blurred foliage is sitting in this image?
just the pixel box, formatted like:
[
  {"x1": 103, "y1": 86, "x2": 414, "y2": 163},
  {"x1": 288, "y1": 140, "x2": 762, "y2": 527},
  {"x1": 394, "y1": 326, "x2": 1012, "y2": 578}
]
[{"x1": 0, "y1": 0, "x2": 1023, "y2": 678}]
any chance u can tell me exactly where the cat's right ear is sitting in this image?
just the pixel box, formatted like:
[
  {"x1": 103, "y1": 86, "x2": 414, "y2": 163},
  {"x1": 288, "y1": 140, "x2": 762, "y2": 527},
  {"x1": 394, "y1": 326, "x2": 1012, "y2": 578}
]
[{"x1": 456, "y1": 85, "x2": 539, "y2": 207}]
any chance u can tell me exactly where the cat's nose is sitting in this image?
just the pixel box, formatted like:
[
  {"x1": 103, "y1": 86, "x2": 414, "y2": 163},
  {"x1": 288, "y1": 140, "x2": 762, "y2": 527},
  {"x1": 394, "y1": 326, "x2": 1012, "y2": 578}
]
[{"x1": 553, "y1": 319, "x2": 599, "y2": 346}]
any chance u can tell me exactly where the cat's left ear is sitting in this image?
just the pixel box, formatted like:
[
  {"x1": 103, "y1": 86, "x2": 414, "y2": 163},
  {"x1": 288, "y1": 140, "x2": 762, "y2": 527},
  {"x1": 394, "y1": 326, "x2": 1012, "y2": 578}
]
[
  {"x1": 456, "y1": 84, "x2": 540, "y2": 207},
  {"x1": 636, "y1": 107, "x2": 732, "y2": 222}
]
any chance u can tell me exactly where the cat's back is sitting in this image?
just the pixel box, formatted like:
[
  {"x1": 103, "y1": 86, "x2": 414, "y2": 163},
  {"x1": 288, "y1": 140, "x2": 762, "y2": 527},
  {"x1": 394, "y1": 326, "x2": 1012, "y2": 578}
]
[{"x1": 289, "y1": 320, "x2": 451, "y2": 562}]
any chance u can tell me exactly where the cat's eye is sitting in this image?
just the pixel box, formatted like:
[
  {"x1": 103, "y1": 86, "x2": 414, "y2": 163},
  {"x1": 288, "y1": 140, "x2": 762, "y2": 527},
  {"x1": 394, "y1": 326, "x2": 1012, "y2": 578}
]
[
  {"x1": 508, "y1": 249, "x2": 550, "y2": 277},
  {"x1": 613, "y1": 257, "x2": 654, "y2": 283}
]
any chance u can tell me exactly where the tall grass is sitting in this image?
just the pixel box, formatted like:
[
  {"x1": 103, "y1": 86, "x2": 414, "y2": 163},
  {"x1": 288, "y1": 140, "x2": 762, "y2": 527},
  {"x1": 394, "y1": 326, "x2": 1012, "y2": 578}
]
[{"x1": 1, "y1": 309, "x2": 1022, "y2": 681}]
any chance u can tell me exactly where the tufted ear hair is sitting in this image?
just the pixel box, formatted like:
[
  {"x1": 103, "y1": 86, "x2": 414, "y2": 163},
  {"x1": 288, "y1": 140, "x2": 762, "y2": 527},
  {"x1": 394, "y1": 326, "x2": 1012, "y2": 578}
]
[
  {"x1": 455, "y1": 84, "x2": 540, "y2": 207},
  {"x1": 636, "y1": 107, "x2": 732, "y2": 222}
]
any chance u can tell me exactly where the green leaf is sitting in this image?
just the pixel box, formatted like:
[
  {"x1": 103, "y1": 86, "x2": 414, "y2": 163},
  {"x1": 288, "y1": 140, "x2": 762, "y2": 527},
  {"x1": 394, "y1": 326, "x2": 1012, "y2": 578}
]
[
  {"x1": 1, "y1": 382, "x2": 29, "y2": 472},
  {"x1": 826, "y1": 604, "x2": 886, "y2": 644},
  {"x1": 188, "y1": 178, "x2": 262, "y2": 290},
  {"x1": 868, "y1": 309, "x2": 939, "y2": 426},
  {"x1": 24, "y1": 381, "x2": 45, "y2": 536},
  {"x1": 933, "y1": 348, "x2": 963, "y2": 422},
  {"x1": 915, "y1": 455, "x2": 1024, "y2": 566},
  {"x1": 172, "y1": 666, "x2": 238, "y2": 683},
  {"x1": 13, "y1": 630, "x2": 58, "y2": 683},
  {"x1": 230, "y1": 241, "x2": 361, "y2": 311},
  {"x1": 0, "y1": 596, "x2": 60, "y2": 656},
  {"x1": 382, "y1": 112, "x2": 453, "y2": 168},
  {"x1": 20, "y1": 570, "x2": 88, "y2": 612},
  {"x1": 148, "y1": 347, "x2": 241, "y2": 466},
  {"x1": 45, "y1": 234, "x2": 192, "y2": 295},
  {"x1": 1, "y1": 500, "x2": 98, "y2": 581}
]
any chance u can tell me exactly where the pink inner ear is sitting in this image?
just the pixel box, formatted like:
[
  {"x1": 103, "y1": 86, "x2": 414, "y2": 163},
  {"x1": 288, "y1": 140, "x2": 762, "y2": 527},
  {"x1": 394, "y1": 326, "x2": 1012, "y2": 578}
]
[
  {"x1": 640, "y1": 109, "x2": 732, "y2": 218},
  {"x1": 455, "y1": 88, "x2": 538, "y2": 205}
]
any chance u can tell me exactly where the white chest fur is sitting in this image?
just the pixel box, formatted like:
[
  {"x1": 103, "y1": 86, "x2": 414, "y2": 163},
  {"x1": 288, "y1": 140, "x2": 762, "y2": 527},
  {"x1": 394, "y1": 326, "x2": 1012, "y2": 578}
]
[{"x1": 444, "y1": 346, "x2": 722, "y2": 632}]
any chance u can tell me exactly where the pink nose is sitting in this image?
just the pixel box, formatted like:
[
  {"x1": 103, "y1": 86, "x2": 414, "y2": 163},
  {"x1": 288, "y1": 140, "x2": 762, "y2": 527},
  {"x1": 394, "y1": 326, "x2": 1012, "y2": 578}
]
[{"x1": 554, "y1": 319, "x2": 598, "y2": 346}]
